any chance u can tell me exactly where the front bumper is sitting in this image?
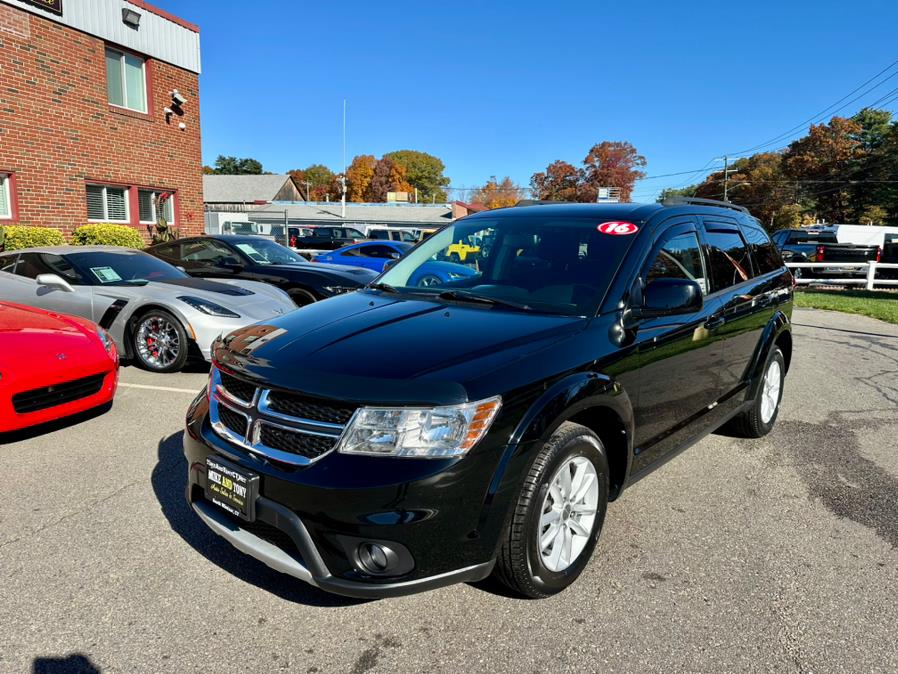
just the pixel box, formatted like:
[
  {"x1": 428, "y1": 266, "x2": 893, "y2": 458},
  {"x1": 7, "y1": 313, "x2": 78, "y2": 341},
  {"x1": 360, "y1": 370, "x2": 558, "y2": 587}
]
[{"x1": 183, "y1": 395, "x2": 511, "y2": 598}]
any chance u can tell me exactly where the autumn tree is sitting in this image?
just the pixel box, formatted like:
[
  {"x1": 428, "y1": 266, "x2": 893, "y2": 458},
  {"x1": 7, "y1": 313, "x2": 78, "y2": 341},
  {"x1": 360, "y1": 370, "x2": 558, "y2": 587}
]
[
  {"x1": 470, "y1": 177, "x2": 525, "y2": 209},
  {"x1": 289, "y1": 164, "x2": 340, "y2": 201},
  {"x1": 367, "y1": 158, "x2": 414, "y2": 202},
  {"x1": 384, "y1": 150, "x2": 449, "y2": 202},
  {"x1": 579, "y1": 141, "x2": 646, "y2": 202},
  {"x1": 782, "y1": 116, "x2": 865, "y2": 222},
  {"x1": 530, "y1": 160, "x2": 582, "y2": 201},
  {"x1": 346, "y1": 155, "x2": 377, "y2": 202}
]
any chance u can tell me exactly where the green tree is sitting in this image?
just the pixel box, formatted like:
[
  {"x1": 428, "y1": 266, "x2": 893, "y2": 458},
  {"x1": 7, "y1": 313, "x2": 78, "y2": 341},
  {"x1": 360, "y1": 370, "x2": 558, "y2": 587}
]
[
  {"x1": 212, "y1": 155, "x2": 265, "y2": 175},
  {"x1": 383, "y1": 150, "x2": 449, "y2": 202}
]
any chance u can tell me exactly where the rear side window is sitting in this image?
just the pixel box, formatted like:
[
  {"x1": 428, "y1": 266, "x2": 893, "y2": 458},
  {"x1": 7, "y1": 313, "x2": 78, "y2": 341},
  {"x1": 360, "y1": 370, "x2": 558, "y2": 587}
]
[
  {"x1": 646, "y1": 232, "x2": 708, "y2": 295},
  {"x1": 742, "y1": 226, "x2": 783, "y2": 275},
  {"x1": 15, "y1": 253, "x2": 84, "y2": 284},
  {"x1": 705, "y1": 230, "x2": 753, "y2": 291},
  {"x1": 153, "y1": 243, "x2": 180, "y2": 259}
]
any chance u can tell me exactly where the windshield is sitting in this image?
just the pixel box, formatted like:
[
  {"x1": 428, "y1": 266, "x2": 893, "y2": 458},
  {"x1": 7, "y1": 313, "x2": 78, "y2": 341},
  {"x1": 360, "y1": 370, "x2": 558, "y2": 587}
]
[
  {"x1": 233, "y1": 239, "x2": 308, "y2": 265},
  {"x1": 376, "y1": 215, "x2": 637, "y2": 316},
  {"x1": 66, "y1": 251, "x2": 188, "y2": 285}
]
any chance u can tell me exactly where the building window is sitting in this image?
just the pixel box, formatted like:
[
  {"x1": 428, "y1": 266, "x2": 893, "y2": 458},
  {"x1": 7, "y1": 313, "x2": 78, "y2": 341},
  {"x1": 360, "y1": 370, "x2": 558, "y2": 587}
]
[
  {"x1": 105, "y1": 47, "x2": 147, "y2": 113},
  {"x1": 87, "y1": 184, "x2": 130, "y2": 222},
  {"x1": 0, "y1": 174, "x2": 11, "y2": 220},
  {"x1": 138, "y1": 189, "x2": 175, "y2": 224}
]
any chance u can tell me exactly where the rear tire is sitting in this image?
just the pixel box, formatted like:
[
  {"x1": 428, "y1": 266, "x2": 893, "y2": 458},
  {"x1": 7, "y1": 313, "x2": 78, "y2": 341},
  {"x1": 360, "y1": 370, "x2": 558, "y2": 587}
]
[
  {"x1": 726, "y1": 346, "x2": 785, "y2": 438},
  {"x1": 493, "y1": 422, "x2": 609, "y2": 599},
  {"x1": 131, "y1": 309, "x2": 189, "y2": 373}
]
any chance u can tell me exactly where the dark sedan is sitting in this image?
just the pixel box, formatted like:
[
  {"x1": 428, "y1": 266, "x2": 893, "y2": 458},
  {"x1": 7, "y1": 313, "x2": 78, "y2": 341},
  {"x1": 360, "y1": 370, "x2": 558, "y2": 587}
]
[{"x1": 147, "y1": 236, "x2": 377, "y2": 306}]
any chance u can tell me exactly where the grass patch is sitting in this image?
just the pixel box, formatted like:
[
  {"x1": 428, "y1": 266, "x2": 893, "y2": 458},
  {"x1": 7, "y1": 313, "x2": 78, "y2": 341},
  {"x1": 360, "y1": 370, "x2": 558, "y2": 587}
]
[{"x1": 795, "y1": 289, "x2": 898, "y2": 325}]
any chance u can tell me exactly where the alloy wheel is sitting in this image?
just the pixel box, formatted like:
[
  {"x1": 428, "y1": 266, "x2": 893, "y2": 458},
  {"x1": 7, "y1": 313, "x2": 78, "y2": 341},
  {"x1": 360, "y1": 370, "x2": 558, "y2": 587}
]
[
  {"x1": 538, "y1": 456, "x2": 599, "y2": 572},
  {"x1": 760, "y1": 359, "x2": 782, "y2": 423},
  {"x1": 136, "y1": 316, "x2": 181, "y2": 369}
]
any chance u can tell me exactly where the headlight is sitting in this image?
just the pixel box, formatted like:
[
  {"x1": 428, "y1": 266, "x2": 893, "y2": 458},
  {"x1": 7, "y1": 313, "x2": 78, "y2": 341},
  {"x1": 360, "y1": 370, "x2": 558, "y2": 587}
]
[
  {"x1": 178, "y1": 296, "x2": 240, "y2": 318},
  {"x1": 337, "y1": 396, "x2": 501, "y2": 458},
  {"x1": 95, "y1": 326, "x2": 115, "y2": 355},
  {"x1": 323, "y1": 285, "x2": 356, "y2": 295}
]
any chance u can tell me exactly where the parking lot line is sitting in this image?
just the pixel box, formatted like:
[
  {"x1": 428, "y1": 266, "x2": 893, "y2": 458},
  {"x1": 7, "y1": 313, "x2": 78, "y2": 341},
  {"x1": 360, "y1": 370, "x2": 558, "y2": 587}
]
[{"x1": 118, "y1": 382, "x2": 200, "y2": 395}]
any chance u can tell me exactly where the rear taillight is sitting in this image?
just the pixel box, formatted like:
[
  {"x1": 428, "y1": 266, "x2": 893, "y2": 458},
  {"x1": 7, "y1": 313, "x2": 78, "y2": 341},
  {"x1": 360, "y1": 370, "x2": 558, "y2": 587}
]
[
  {"x1": 876, "y1": 246, "x2": 882, "y2": 263},
  {"x1": 816, "y1": 245, "x2": 825, "y2": 262}
]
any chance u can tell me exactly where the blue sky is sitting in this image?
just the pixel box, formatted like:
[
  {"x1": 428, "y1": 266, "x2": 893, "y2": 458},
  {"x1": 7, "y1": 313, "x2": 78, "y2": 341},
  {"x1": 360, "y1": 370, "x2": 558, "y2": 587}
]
[{"x1": 163, "y1": 0, "x2": 898, "y2": 201}]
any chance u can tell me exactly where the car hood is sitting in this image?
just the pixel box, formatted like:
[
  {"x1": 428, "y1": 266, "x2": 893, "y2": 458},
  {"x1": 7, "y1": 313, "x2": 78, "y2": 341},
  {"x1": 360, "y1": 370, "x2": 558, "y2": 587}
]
[
  {"x1": 214, "y1": 291, "x2": 586, "y2": 405},
  {"x1": 94, "y1": 277, "x2": 294, "y2": 318},
  {"x1": 0, "y1": 302, "x2": 103, "y2": 372},
  {"x1": 260, "y1": 263, "x2": 377, "y2": 284}
]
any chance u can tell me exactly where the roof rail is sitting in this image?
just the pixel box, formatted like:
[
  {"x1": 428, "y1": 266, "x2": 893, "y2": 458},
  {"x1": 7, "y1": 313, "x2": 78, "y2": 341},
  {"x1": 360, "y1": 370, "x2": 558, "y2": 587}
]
[
  {"x1": 662, "y1": 196, "x2": 749, "y2": 214},
  {"x1": 514, "y1": 200, "x2": 578, "y2": 207}
]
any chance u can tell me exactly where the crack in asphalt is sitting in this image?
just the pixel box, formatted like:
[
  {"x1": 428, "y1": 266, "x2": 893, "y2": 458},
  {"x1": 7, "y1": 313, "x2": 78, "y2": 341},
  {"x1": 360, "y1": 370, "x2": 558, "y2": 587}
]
[{"x1": 0, "y1": 468, "x2": 175, "y2": 552}]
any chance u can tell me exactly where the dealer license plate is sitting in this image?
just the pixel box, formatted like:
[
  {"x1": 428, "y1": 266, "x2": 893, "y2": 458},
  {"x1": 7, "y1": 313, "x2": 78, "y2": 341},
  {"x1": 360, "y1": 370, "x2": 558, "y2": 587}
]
[{"x1": 205, "y1": 456, "x2": 259, "y2": 522}]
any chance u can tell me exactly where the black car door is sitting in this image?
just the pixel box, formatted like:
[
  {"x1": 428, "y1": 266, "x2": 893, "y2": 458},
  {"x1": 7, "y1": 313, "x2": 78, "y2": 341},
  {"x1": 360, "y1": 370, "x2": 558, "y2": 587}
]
[
  {"x1": 630, "y1": 219, "x2": 727, "y2": 473},
  {"x1": 699, "y1": 218, "x2": 771, "y2": 399}
]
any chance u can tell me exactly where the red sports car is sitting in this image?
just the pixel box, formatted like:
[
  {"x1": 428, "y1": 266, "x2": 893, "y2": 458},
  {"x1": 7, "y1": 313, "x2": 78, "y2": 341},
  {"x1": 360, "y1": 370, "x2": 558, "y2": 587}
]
[{"x1": 0, "y1": 301, "x2": 119, "y2": 433}]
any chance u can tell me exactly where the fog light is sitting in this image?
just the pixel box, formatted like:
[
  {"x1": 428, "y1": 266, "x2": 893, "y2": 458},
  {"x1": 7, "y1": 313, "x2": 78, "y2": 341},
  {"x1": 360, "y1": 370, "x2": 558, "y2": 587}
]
[{"x1": 356, "y1": 542, "x2": 398, "y2": 575}]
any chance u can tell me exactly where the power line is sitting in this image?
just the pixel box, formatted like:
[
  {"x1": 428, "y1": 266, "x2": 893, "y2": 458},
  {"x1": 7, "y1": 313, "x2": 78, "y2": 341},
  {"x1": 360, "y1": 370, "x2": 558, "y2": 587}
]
[{"x1": 725, "y1": 58, "x2": 898, "y2": 156}]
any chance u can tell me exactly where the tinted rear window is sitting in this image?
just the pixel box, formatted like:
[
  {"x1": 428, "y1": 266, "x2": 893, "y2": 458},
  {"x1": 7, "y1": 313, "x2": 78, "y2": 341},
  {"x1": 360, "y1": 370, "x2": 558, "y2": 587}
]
[{"x1": 742, "y1": 226, "x2": 783, "y2": 275}]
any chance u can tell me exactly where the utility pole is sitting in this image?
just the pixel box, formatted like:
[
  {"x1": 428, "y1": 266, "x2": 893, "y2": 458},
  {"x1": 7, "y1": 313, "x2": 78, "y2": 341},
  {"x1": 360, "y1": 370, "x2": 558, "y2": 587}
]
[
  {"x1": 341, "y1": 99, "x2": 347, "y2": 219},
  {"x1": 723, "y1": 155, "x2": 729, "y2": 201}
]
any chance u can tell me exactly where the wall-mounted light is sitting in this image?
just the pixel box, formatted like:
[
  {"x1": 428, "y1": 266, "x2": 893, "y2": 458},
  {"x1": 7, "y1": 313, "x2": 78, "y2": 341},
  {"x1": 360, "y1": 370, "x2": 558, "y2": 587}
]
[{"x1": 122, "y1": 8, "x2": 141, "y2": 28}]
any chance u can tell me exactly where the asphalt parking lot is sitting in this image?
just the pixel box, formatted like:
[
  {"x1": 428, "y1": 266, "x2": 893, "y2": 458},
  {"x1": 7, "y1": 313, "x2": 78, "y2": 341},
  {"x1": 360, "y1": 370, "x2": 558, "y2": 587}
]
[{"x1": 2, "y1": 307, "x2": 898, "y2": 673}]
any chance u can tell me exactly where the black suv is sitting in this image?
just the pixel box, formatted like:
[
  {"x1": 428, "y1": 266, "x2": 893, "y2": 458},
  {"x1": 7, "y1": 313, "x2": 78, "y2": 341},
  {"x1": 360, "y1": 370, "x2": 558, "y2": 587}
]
[
  {"x1": 147, "y1": 235, "x2": 377, "y2": 306},
  {"x1": 183, "y1": 199, "x2": 793, "y2": 599}
]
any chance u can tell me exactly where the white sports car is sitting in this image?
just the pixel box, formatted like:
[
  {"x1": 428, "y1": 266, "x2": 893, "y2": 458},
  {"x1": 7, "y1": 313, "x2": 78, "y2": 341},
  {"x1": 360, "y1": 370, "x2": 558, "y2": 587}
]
[{"x1": 0, "y1": 246, "x2": 296, "y2": 372}]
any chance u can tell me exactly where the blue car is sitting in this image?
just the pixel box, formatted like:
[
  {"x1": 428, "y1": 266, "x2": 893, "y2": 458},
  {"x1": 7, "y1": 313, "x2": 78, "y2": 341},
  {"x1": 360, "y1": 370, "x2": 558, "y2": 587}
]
[{"x1": 314, "y1": 241, "x2": 476, "y2": 287}]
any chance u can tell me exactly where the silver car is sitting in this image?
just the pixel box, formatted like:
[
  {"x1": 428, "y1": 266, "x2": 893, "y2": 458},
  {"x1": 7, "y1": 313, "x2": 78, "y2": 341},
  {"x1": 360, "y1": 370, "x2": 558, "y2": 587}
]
[{"x1": 0, "y1": 246, "x2": 296, "y2": 373}]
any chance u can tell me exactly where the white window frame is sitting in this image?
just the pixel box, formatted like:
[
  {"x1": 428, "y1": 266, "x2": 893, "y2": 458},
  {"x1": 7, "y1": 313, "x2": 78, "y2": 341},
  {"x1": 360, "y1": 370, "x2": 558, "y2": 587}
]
[
  {"x1": 0, "y1": 173, "x2": 11, "y2": 220},
  {"x1": 87, "y1": 184, "x2": 130, "y2": 223},
  {"x1": 138, "y1": 189, "x2": 176, "y2": 225},
  {"x1": 105, "y1": 47, "x2": 148, "y2": 114}
]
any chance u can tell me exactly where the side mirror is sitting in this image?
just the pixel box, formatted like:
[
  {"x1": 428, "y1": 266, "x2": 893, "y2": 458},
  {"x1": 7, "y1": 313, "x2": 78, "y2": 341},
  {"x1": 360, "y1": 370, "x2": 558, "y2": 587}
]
[
  {"x1": 36, "y1": 273, "x2": 74, "y2": 293},
  {"x1": 389, "y1": 252, "x2": 401, "y2": 260},
  {"x1": 639, "y1": 278, "x2": 703, "y2": 318},
  {"x1": 383, "y1": 259, "x2": 398, "y2": 271}
]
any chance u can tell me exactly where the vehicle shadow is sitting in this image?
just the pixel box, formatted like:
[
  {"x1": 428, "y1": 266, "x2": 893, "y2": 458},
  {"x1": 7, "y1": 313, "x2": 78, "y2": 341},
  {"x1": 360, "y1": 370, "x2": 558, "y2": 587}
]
[
  {"x1": 32, "y1": 653, "x2": 101, "y2": 673},
  {"x1": 151, "y1": 431, "x2": 368, "y2": 608},
  {"x1": 0, "y1": 402, "x2": 113, "y2": 445}
]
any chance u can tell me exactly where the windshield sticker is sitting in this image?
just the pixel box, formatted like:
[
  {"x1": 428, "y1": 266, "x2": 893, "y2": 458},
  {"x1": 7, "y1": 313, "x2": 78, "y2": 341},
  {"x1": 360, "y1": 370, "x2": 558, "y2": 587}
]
[
  {"x1": 90, "y1": 266, "x2": 122, "y2": 283},
  {"x1": 597, "y1": 222, "x2": 639, "y2": 236}
]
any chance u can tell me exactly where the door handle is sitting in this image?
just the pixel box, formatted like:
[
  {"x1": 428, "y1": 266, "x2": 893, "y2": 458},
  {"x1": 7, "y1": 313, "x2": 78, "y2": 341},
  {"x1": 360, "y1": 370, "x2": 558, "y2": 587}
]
[{"x1": 704, "y1": 315, "x2": 725, "y2": 330}]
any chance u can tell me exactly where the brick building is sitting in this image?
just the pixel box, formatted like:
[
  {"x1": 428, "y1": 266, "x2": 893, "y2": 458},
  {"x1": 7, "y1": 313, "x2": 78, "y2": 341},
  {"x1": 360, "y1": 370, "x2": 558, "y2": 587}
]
[{"x1": 0, "y1": 0, "x2": 203, "y2": 240}]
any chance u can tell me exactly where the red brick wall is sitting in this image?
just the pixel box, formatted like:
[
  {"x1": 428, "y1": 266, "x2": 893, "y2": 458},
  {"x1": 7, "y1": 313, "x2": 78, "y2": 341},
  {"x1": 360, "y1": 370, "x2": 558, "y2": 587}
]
[{"x1": 0, "y1": 3, "x2": 203, "y2": 239}]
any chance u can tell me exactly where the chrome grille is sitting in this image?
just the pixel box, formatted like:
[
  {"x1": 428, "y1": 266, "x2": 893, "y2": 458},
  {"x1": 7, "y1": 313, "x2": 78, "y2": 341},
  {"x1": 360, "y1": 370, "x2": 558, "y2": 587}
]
[
  {"x1": 265, "y1": 391, "x2": 356, "y2": 425},
  {"x1": 208, "y1": 367, "x2": 356, "y2": 466},
  {"x1": 219, "y1": 371, "x2": 256, "y2": 404}
]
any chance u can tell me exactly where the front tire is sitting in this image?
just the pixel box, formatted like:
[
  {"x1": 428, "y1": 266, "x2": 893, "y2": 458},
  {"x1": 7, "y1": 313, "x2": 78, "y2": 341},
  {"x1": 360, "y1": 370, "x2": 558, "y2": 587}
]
[
  {"x1": 494, "y1": 422, "x2": 609, "y2": 598},
  {"x1": 726, "y1": 346, "x2": 785, "y2": 438},
  {"x1": 288, "y1": 288, "x2": 318, "y2": 307},
  {"x1": 132, "y1": 309, "x2": 189, "y2": 373}
]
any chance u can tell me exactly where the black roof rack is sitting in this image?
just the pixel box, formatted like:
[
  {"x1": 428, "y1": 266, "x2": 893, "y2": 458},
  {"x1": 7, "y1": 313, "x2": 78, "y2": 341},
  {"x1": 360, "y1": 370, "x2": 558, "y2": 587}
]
[
  {"x1": 514, "y1": 200, "x2": 578, "y2": 207},
  {"x1": 661, "y1": 196, "x2": 749, "y2": 214}
]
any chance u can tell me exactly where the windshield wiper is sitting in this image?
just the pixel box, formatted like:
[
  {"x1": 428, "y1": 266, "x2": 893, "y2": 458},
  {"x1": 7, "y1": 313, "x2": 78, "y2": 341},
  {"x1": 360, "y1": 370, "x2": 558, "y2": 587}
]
[
  {"x1": 367, "y1": 282, "x2": 399, "y2": 293},
  {"x1": 437, "y1": 289, "x2": 533, "y2": 311}
]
